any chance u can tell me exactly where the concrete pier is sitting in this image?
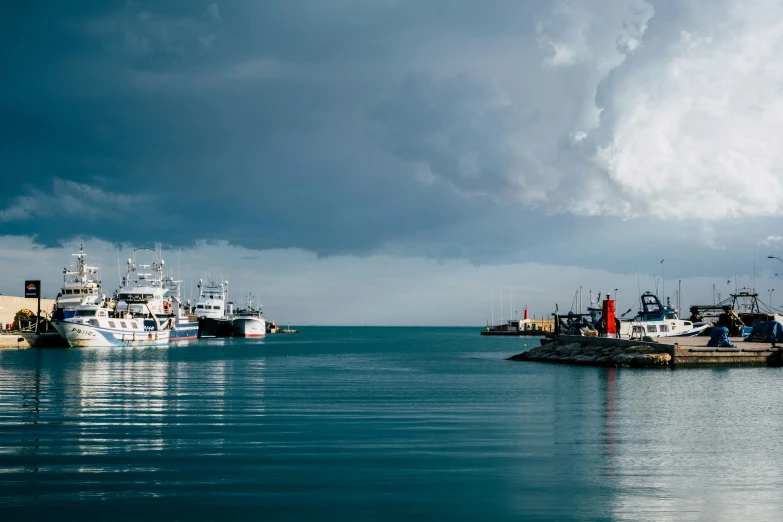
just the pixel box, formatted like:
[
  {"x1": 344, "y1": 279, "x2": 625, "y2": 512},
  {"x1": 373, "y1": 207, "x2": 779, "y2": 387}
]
[
  {"x1": 0, "y1": 332, "x2": 67, "y2": 349},
  {"x1": 509, "y1": 335, "x2": 783, "y2": 368}
]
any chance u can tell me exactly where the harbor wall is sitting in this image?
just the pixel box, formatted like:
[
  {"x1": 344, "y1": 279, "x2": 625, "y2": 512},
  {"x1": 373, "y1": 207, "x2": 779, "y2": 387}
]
[
  {"x1": 0, "y1": 295, "x2": 57, "y2": 329},
  {"x1": 509, "y1": 336, "x2": 673, "y2": 367},
  {"x1": 508, "y1": 335, "x2": 783, "y2": 367}
]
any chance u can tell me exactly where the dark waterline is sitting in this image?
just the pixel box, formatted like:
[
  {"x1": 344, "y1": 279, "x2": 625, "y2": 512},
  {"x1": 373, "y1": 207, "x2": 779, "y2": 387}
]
[{"x1": 2, "y1": 327, "x2": 783, "y2": 521}]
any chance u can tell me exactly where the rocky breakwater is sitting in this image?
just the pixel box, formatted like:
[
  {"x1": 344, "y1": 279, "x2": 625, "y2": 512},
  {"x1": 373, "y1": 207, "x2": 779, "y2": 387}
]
[{"x1": 508, "y1": 337, "x2": 673, "y2": 368}]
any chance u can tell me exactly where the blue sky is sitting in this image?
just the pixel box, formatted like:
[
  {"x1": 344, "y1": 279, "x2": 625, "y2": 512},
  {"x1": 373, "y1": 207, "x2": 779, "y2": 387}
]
[{"x1": 3, "y1": 1, "x2": 783, "y2": 324}]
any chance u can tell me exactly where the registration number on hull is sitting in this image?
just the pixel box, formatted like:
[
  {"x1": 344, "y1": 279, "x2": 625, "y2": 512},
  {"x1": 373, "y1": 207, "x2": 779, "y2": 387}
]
[{"x1": 69, "y1": 327, "x2": 97, "y2": 337}]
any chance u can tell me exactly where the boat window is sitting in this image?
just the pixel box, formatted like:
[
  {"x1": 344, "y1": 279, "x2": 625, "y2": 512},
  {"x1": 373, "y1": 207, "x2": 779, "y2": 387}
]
[
  {"x1": 665, "y1": 314, "x2": 676, "y2": 320},
  {"x1": 660, "y1": 325, "x2": 669, "y2": 332},
  {"x1": 98, "y1": 311, "x2": 106, "y2": 317},
  {"x1": 90, "y1": 319, "x2": 99, "y2": 326},
  {"x1": 64, "y1": 289, "x2": 71, "y2": 295},
  {"x1": 684, "y1": 321, "x2": 692, "y2": 326},
  {"x1": 74, "y1": 310, "x2": 96, "y2": 317},
  {"x1": 120, "y1": 321, "x2": 127, "y2": 329},
  {"x1": 108, "y1": 321, "x2": 116, "y2": 328},
  {"x1": 647, "y1": 325, "x2": 657, "y2": 333},
  {"x1": 131, "y1": 322, "x2": 138, "y2": 329},
  {"x1": 197, "y1": 305, "x2": 204, "y2": 309}
]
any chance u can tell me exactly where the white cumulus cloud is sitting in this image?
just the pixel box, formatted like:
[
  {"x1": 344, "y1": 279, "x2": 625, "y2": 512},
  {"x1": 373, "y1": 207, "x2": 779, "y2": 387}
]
[{"x1": 579, "y1": 0, "x2": 783, "y2": 220}]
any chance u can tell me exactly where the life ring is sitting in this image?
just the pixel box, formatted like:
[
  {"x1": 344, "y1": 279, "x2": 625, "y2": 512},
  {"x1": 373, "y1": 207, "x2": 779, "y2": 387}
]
[{"x1": 148, "y1": 333, "x2": 152, "y2": 340}]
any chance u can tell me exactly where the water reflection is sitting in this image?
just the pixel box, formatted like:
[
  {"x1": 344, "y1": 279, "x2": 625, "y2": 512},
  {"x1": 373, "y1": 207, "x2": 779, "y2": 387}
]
[
  {"x1": 604, "y1": 368, "x2": 616, "y2": 478},
  {"x1": 5, "y1": 332, "x2": 783, "y2": 520},
  {"x1": 0, "y1": 344, "x2": 268, "y2": 506},
  {"x1": 20, "y1": 351, "x2": 41, "y2": 473},
  {"x1": 605, "y1": 368, "x2": 783, "y2": 521}
]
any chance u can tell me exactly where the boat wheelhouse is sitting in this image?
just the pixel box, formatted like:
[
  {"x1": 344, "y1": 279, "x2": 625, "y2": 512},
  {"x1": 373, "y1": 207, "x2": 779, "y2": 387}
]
[
  {"x1": 53, "y1": 244, "x2": 102, "y2": 320},
  {"x1": 193, "y1": 279, "x2": 228, "y2": 319}
]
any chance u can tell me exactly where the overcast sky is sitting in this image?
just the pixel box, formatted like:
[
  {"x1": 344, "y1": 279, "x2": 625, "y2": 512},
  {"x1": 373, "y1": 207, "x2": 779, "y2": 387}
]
[{"x1": 3, "y1": 1, "x2": 783, "y2": 324}]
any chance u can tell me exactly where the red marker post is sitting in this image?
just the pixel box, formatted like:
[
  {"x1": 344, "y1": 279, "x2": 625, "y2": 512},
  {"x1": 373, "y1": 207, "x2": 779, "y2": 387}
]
[{"x1": 602, "y1": 295, "x2": 616, "y2": 338}]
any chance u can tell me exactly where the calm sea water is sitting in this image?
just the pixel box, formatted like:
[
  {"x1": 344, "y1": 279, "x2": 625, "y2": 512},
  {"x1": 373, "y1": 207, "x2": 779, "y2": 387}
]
[{"x1": 2, "y1": 327, "x2": 783, "y2": 521}]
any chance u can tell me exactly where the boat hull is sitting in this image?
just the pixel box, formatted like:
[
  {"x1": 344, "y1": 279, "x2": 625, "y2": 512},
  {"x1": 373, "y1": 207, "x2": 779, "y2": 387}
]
[
  {"x1": 52, "y1": 320, "x2": 169, "y2": 347},
  {"x1": 169, "y1": 319, "x2": 199, "y2": 341},
  {"x1": 620, "y1": 321, "x2": 710, "y2": 339},
  {"x1": 232, "y1": 317, "x2": 266, "y2": 338},
  {"x1": 667, "y1": 324, "x2": 710, "y2": 337},
  {"x1": 198, "y1": 317, "x2": 233, "y2": 338}
]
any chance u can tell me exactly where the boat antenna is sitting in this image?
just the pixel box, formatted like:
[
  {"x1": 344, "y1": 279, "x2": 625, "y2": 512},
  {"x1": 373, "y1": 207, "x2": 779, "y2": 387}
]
[
  {"x1": 636, "y1": 263, "x2": 642, "y2": 312},
  {"x1": 660, "y1": 259, "x2": 665, "y2": 303},
  {"x1": 491, "y1": 287, "x2": 494, "y2": 326}
]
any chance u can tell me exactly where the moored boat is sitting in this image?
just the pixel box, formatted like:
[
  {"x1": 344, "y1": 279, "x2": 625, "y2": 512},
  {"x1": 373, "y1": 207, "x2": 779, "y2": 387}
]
[
  {"x1": 51, "y1": 303, "x2": 170, "y2": 347},
  {"x1": 52, "y1": 247, "x2": 188, "y2": 347},
  {"x1": 232, "y1": 294, "x2": 266, "y2": 338},
  {"x1": 194, "y1": 279, "x2": 232, "y2": 337},
  {"x1": 621, "y1": 292, "x2": 709, "y2": 339}
]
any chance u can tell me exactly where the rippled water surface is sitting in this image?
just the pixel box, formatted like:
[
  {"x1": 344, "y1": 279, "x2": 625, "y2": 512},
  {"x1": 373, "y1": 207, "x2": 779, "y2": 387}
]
[{"x1": 2, "y1": 327, "x2": 783, "y2": 521}]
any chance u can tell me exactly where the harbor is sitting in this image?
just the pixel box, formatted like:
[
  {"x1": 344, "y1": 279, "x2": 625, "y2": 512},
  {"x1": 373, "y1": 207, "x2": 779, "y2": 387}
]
[
  {"x1": 0, "y1": 245, "x2": 298, "y2": 349},
  {"x1": 480, "y1": 308, "x2": 554, "y2": 336},
  {"x1": 506, "y1": 291, "x2": 783, "y2": 368},
  {"x1": 509, "y1": 334, "x2": 783, "y2": 368}
]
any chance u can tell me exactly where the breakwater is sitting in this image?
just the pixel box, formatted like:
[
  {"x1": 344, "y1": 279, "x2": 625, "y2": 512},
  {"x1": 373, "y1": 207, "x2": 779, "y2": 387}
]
[{"x1": 508, "y1": 335, "x2": 783, "y2": 367}]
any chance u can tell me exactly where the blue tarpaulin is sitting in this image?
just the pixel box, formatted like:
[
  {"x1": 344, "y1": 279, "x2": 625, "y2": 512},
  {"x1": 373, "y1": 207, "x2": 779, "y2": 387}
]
[
  {"x1": 745, "y1": 320, "x2": 783, "y2": 343},
  {"x1": 707, "y1": 326, "x2": 734, "y2": 347}
]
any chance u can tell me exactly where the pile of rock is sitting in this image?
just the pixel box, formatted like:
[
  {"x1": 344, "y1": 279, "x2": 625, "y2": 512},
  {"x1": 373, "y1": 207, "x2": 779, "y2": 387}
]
[{"x1": 508, "y1": 339, "x2": 672, "y2": 368}]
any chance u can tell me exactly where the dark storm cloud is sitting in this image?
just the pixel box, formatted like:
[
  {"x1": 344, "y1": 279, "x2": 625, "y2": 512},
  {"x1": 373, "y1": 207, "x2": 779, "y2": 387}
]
[
  {"x1": 3, "y1": 1, "x2": 524, "y2": 255},
  {"x1": 3, "y1": 0, "x2": 782, "y2": 281}
]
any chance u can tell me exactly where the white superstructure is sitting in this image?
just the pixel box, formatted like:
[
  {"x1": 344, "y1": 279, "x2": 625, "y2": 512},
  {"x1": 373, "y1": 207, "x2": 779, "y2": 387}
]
[
  {"x1": 194, "y1": 279, "x2": 228, "y2": 319},
  {"x1": 54, "y1": 244, "x2": 102, "y2": 319}
]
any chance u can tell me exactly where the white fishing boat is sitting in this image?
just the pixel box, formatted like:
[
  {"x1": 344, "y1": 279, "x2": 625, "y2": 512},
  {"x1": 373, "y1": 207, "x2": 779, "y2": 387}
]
[
  {"x1": 620, "y1": 292, "x2": 709, "y2": 339},
  {"x1": 194, "y1": 279, "x2": 232, "y2": 337},
  {"x1": 51, "y1": 302, "x2": 170, "y2": 347},
  {"x1": 232, "y1": 293, "x2": 266, "y2": 338},
  {"x1": 52, "y1": 247, "x2": 186, "y2": 347},
  {"x1": 53, "y1": 244, "x2": 103, "y2": 320}
]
